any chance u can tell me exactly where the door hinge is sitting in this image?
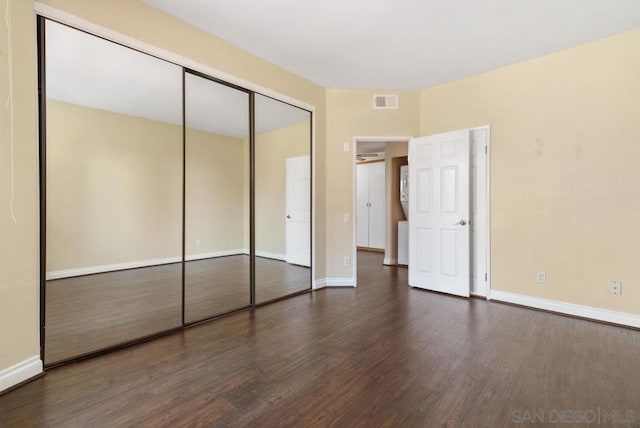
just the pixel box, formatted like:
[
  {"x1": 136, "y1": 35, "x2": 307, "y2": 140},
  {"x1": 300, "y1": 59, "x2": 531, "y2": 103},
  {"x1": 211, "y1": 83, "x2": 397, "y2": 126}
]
[
  {"x1": 484, "y1": 146, "x2": 487, "y2": 154},
  {"x1": 484, "y1": 273, "x2": 487, "y2": 282}
]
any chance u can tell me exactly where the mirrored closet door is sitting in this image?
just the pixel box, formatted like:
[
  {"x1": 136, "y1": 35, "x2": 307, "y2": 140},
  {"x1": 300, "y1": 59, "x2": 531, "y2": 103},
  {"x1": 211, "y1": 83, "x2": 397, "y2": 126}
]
[
  {"x1": 40, "y1": 17, "x2": 314, "y2": 367},
  {"x1": 184, "y1": 72, "x2": 251, "y2": 322},
  {"x1": 44, "y1": 21, "x2": 183, "y2": 364},
  {"x1": 255, "y1": 95, "x2": 312, "y2": 303}
]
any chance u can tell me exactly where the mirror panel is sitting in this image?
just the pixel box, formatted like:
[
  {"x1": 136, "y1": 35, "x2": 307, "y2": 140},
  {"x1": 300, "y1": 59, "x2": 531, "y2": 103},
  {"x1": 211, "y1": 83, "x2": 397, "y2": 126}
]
[
  {"x1": 184, "y1": 73, "x2": 250, "y2": 322},
  {"x1": 44, "y1": 21, "x2": 183, "y2": 364},
  {"x1": 254, "y1": 95, "x2": 312, "y2": 303}
]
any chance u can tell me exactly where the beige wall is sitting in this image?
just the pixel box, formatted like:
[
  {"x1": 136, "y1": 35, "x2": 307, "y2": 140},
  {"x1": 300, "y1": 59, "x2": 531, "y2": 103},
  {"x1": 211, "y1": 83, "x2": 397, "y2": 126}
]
[
  {"x1": 420, "y1": 28, "x2": 640, "y2": 314},
  {"x1": 186, "y1": 128, "x2": 247, "y2": 256},
  {"x1": 46, "y1": 100, "x2": 247, "y2": 272},
  {"x1": 0, "y1": 0, "x2": 40, "y2": 370},
  {"x1": 325, "y1": 90, "x2": 419, "y2": 278},
  {"x1": 256, "y1": 121, "x2": 311, "y2": 256},
  {"x1": 46, "y1": 100, "x2": 182, "y2": 271}
]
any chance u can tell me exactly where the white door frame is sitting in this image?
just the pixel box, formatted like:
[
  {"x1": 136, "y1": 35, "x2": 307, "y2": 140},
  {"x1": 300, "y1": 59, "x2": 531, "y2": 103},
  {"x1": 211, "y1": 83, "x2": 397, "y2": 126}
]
[
  {"x1": 352, "y1": 128, "x2": 491, "y2": 297},
  {"x1": 469, "y1": 125, "x2": 492, "y2": 298},
  {"x1": 352, "y1": 136, "x2": 413, "y2": 287}
]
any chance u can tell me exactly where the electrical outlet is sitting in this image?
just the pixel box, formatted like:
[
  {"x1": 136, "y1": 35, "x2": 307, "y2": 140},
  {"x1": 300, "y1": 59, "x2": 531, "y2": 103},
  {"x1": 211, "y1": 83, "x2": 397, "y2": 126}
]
[
  {"x1": 536, "y1": 271, "x2": 546, "y2": 284},
  {"x1": 343, "y1": 213, "x2": 350, "y2": 224},
  {"x1": 344, "y1": 256, "x2": 350, "y2": 266},
  {"x1": 609, "y1": 281, "x2": 622, "y2": 295},
  {"x1": 343, "y1": 142, "x2": 350, "y2": 152},
  {"x1": 196, "y1": 239, "x2": 201, "y2": 248}
]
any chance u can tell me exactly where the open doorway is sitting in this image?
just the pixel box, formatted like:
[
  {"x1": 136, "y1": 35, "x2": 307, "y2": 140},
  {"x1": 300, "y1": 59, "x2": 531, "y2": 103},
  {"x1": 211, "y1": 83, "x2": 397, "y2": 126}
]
[
  {"x1": 353, "y1": 137, "x2": 412, "y2": 280},
  {"x1": 353, "y1": 128, "x2": 490, "y2": 298}
]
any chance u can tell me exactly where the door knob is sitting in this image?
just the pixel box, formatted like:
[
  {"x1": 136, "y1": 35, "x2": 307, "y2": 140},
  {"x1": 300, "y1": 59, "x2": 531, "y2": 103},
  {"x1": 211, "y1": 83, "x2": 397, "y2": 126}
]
[
  {"x1": 286, "y1": 215, "x2": 291, "y2": 219},
  {"x1": 454, "y1": 220, "x2": 467, "y2": 226}
]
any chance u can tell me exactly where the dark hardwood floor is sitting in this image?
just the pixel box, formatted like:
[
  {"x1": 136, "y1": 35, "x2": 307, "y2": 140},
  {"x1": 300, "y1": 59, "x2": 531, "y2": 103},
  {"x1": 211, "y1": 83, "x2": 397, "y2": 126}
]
[
  {"x1": 3, "y1": 251, "x2": 639, "y2": 426},
  {"x1": 45, "y1": 256, "x2": 309, "y2": 364}
]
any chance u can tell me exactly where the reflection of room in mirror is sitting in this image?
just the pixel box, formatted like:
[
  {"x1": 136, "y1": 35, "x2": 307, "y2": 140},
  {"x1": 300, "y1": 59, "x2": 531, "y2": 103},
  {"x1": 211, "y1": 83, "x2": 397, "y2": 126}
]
[
  {"x1": 255, "y1": 95, "x2": 312, "y2": 303},
  {"x1": 45, "y1": 21, "x2": 183, "y2": 364},
  {"x1": 184, "y1": 72, "x2": 251, "y2": 323},
  {"x1": 41, "y1": 19, "x2": 315, "y2": 365}
]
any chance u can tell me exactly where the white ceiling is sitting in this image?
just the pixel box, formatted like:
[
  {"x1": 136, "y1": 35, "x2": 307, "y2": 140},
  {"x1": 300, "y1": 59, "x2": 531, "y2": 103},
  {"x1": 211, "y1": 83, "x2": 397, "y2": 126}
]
[
  {"x1": 141, "y1": 0, "x2": 640, "y2": 89},
  {"x1": 46, "y1": 21, "x2": 310, "y2": 139}
]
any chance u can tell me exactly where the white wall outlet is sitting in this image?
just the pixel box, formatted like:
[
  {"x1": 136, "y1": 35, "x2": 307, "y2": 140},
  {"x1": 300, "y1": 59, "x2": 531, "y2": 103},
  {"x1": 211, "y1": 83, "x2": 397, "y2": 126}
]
[
  {"x1": 609, "y1": 281, "x2": 622, "y2": 295},
  {"x1": 344, "y1": 256, "x2": 350, "y2": 266},
  {"x1": 343, "y1": 213, "x2": 350, "y2": 224},
  {"x1": 196, "y1": 239, "x2": 201, "y2": 248},
  {"x1": 536, "y1": 271, "x2": 546, "y2": 284},
  {"x1": 343, "y1": 142, "x2": 350, "y2": 152}
]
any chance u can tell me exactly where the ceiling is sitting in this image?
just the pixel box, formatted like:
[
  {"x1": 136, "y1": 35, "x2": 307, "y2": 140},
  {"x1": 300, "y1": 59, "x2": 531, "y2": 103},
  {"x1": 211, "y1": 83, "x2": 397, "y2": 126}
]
[
  {"x1": 46, "y1": 21, "x2": 310, "y2": 139},
  {"x1": 357, "y1": 141, "x2": 386, "y2": 155},
  {"x1": 141, "y1": 0, "x2": 640, "y2": 89}
]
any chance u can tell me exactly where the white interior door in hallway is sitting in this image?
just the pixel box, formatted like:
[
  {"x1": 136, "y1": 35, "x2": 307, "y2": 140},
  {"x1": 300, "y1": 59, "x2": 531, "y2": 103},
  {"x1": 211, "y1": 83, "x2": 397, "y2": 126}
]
[
  {"x1": 356, "y1": 161, "x2": 386, "y2": 250},
  {"x1": 286, "y1": 155, "x2": 311, "y2": 267},
  {"x1": 408, "y1": 127, "x2": 489, "y2": 298}
]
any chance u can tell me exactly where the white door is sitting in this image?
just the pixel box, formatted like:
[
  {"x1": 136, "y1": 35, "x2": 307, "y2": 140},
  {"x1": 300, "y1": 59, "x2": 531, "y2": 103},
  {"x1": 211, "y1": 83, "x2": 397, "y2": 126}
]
[
  {"x1": 409, "y1": 130, "x2": 471, "y2": 297},
  {"x1": 368, "y1": 161, "x2": 386, "y2": 249},
  {"x1": 286, "y1": 155, "x2": 311, "y2": 267},
  {"x1": 356, "y1": 164, "x2": 370, "y2": 247}
]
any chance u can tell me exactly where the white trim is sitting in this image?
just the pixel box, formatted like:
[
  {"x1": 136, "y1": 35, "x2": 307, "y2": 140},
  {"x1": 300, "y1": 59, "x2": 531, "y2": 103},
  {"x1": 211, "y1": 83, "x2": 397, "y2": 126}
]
[
  {"x1": 46, "y1": 250, "x2": 247, "y2": 280},
  {"x1": 33, "y1": 3, "x2": 315, "y2": 114},
  {"x1": 469, "y1": 125, "x2": 492, "y2": 299},
  {"x1": 469, "y1": 124, "x2": 491, "y2": 298},
  {"x1": 383, "y1": 258, "x2": 398, "y2": 265},
  {"x1": 188, "y1": 250, "x2": 247, "y2": 262},
  {"x1": 311, "y1": 114, "x2": 317, "y2": 289},
  {"x1": 0, "y1": 357, "x2": 43, "y2": 393},
  {"x1": 314, "y1": 277, "x2": 357, "y2": 288},
  {"x1": 490, "y1": 290, "x2": 640, "y2": 329},
  {"x1": 255, "y1": 251, "x2": 287, "y2": 262},
  {"x1": 353, "y1": 136, "x2": 413, "y2": 285},
  {"x1": 46, "y1": 256, "x2": 181, "y2": 280},
  {"x1": 326, "y1": 277, "x2": 357, "y2": 287},
  {"x1": 314, "y1": 278, "x2": 327, "y2": 289}
]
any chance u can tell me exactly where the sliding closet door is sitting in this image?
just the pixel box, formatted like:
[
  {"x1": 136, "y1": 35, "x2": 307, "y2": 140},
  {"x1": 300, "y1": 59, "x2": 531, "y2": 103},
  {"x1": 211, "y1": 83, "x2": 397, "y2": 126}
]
[
  {"x1": 254, "y1": 95, "x2": 312, "y2": 303},
  {"x1": 184, "y1": 73, "x2": 251, "y2": 322},
  {"x1": 43, "y1": 21, "x2": 183, "y2": 364}
]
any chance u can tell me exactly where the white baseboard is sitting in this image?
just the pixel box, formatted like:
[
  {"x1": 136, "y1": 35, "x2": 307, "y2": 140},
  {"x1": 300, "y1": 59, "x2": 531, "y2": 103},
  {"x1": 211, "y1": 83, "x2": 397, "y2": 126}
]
[
  {"x1": 255, "y1": 251, "x2": 287, "y2": 262},
  {"x1": 490, "y1": 290, "x2": 640, "y2": 329},
  {"x1": 187, "y1": 249, "x2": 246, "y2": 262},
  {"x1": 0, "y1": 356, "x2": 43, "y2": 393},
  {"x1": 46, "y1": 249, "x2": 247, "y2": 280},
  {"x1": 383, "y1": 258, "x2": 398, "y2": 266},
  {"x1": 323, "y1": 277, "x2": 356, "y2": 287},
  {"x1": 313, "y1": 278, "x2": 327, "y2": 289}
]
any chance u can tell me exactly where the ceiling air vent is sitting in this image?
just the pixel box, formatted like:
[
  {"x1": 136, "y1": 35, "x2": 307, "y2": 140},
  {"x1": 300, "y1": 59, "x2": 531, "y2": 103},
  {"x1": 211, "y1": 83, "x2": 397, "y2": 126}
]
[{"x1": 373, "y1": 94, "x2": 398, "y2": 109}]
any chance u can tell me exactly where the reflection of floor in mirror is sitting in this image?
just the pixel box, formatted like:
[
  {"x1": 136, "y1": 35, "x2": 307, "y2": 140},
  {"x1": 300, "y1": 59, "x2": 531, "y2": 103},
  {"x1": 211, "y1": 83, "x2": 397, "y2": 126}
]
[
  {"x1": 255, "y1": 256, "x2": 310, "y2": 304},
  {"x1": 45, "y1": 255, "x2": 310, "y2": 365}
]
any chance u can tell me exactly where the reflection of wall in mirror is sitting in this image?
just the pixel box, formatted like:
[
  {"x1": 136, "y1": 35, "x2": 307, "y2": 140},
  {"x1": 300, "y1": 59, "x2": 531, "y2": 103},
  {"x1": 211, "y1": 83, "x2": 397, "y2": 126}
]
[
  {"x1": 254, "y1": 121, "x2": 310, "y2": 259},
  {"x1": 185, "y1": 127, "x2": 247, "y2": 258},
  {"x1": 46, "y1": 100, "x2": 247, "y2": 276}
]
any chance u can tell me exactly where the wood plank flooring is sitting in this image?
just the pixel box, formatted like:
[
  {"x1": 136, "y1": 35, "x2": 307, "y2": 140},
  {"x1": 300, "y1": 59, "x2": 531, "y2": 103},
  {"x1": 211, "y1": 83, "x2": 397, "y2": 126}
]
[
  {"x1": 3, "y1": 251, "x2": 639, "y2": 427},
  {"x1": 45, "y1": 256, "x2": 309, "y2": 364}
]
